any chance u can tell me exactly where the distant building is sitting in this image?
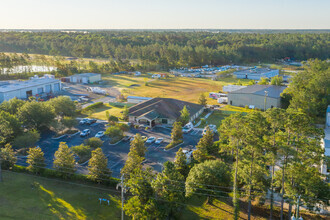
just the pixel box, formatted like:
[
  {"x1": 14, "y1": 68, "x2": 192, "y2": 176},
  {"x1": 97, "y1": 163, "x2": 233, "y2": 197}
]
[
  {"x1": 0, "y1": 75, "x2": 61, "y2": 103},
  {"x1": 127, "y1": 96, "x2": 152, "y2": 104},
  {"x1": 69, "y1": 73, "x2": 101, "y2": 84},
  {"x1": 233, "y1": 68, "x2": 279, "y2": 80},
  {"x1": 228, "y1": 85, "x2": 286, "y2": 110},
  {"x1": 128, "y1": 98, "x2": 204, "y2": 127},
  {"x1": 222, "y1": 85, "x2": 247, "y2": 93}
]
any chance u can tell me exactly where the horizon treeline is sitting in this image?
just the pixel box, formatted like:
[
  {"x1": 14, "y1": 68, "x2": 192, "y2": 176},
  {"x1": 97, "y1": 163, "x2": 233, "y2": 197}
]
[{"x1": 0, "y1": 31, "x2": 329, "y2": 68}]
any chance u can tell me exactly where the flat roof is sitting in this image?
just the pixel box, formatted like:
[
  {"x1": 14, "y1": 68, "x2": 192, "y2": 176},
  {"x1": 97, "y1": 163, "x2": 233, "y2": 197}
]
[
  {"x1": 0, "y1": 78, "x2": 60, "y2": 93},
  {"x1": 127, "y1": 96, "x2": 152, "y2": 100},
  {"x1": 234, "y1": 68, "x2": 278, "y2": 75},
  {"x1": 229, "y1": 85, "x2": 286, "y2": 98},
  {"x1": 70, "y1": 73, "x2": 101, "y2": 78}
]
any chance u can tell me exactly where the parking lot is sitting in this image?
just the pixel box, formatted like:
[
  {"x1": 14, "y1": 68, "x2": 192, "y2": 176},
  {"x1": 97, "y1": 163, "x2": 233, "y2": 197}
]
[{"x1": 34, "y1": 120, "x2": 204, "y2": 178}]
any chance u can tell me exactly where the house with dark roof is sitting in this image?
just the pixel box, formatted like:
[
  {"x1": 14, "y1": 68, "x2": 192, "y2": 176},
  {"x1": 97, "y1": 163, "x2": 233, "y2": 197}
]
[
  {"x1": 128, "y1": 98, "x2": 204, "y2": 127},
  {"x1": 228, "y1": 85, "x2": 286, "y2": 110}
]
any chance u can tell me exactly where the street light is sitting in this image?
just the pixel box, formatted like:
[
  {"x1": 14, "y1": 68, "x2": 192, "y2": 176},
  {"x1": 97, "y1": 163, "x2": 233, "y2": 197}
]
[{"x1": 264, "y1": 91, "x2": 268, "y2": 111}]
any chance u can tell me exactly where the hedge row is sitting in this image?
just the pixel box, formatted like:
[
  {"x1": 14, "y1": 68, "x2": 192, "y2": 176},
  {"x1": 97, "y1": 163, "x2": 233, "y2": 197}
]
[
  {"x1": 12, "y1": 165, "x2": 120, "y2": 188},
  {"x1": 83, "y1": 102, "x2": 104, "y2": 112}
]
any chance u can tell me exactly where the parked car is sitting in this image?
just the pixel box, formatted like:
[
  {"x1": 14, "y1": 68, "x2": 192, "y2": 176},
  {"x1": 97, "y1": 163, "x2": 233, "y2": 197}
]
[
  {"x1": 182, "y1": 122, "x2": 194, "y2": 133},
  {"x1": 80, "y1": 129, "x2": 90, "y2": 137},
  {"x1": 202, "y1": 124, "x2": 217, "y2": 136},
  {"x1": 86, "y1": 119, "x2": 97, "y2": 125},
  {"x1": 155, "y1": 138, "x2": 164, "y2": 144},
  {"x1": 95, "y1": 131, "x2": 104, "y2": 138},
  {"x1": 146, "y1": 137, "x2": 156, "y2": 144},
  {"x1": 123, "y1": 135, "x2": 132, "y2": 141},
  {"x1": 79, "y1": 118, "x2": 89, "y2": 125},
  {"x1": 141, "y1": 136, "x2": 148, "y2": 142}
]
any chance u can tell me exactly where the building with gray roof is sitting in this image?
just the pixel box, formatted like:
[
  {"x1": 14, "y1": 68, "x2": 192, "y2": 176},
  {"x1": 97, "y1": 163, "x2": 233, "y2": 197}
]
[
  {"x1": 228, "y1": 85, "x2": 286, "y2": 110},
  {"x1": 0, "y1": 75, "x2": 61, "y2": 103},
  {"x1": 69, "y1": 73, "x2": 101, "y2": 84},
  {"x1": 233, "y1": 68, "x2": 279, "y2": 80},
  {"x1": 128, "y1": 98, "x2": 204, "y2": 127}
]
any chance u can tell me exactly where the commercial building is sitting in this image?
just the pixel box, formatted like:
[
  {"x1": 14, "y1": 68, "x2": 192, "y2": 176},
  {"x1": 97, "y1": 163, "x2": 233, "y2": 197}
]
[
  {"x1": 228, "y1": 85, "x2": 286, "y2": 110},
  {"x1": 0, "y1": 75, "x2": 61, "y2": 103},
  {"x1": 233, "y1": 68, "x2": 279, "y2": 80},
  {"x1": 128, "y1": 98, "x2": 204, "y2": 127},
  {"x1": 69, "y1": 73, "x2": 101, "y2": 84}
]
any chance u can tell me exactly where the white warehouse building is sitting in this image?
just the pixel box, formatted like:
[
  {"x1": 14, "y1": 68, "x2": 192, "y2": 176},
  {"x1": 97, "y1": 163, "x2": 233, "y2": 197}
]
[
  {"x1": 69, "y1": 73, "x2": 101, "y2": 84},
  {"x1": 0, "y1": 76, "x2": 61, "y2": 103}
]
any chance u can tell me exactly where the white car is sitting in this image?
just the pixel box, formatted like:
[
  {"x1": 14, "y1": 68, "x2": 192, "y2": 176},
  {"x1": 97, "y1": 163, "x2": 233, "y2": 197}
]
[
  {"x1": 80, "y1": 129, "x2": 90, "y2": 137},
  {"x1": 182, "y1": 122, "x2": 194, "y2": 133},
  {"x1": 95, "y1": 131, "x2": 104, "y2": 138},
  {"x1": 155, "y1": 138, "x2": 164, "y2": 144},
  {"x1": 202, "y1": 125, "x2": 217, "y2": 136},
  {"x1": 79, "y1": 118, "x2": 89, "y2": 125},
  {"x1": 146, "y1": 137, "x2": 156, "y2": 144}
]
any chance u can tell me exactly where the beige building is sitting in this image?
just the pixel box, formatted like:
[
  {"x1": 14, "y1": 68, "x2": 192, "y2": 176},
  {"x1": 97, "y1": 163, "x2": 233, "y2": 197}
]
[{"x1": 228, "y1": 85, "x2": 286, "y2": 110}]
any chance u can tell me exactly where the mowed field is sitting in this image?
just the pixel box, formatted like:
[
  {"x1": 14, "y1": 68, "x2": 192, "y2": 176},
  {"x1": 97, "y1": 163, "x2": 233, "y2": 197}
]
[
  {"x1": 0, "y1": 171, "x2": 122, "y2": 220},
  {"x1": 102, "y1": 74, "x2": 251, "y2": 105}
]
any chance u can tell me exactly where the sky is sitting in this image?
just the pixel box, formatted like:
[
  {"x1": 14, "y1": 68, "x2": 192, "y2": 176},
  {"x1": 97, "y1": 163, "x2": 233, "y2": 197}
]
[{"x1": 0, "y1": 0, "x2": 329, "y2": 29}]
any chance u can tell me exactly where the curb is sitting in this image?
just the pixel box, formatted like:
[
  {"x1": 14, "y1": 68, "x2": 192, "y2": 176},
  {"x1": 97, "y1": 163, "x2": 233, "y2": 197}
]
[
  {"x1": 163, "y1": 141, "x2": 184, "y2": 151},
  {"x1": 109, "y1": 138, "x2": 124, "y2": 146},
  {"x1": 51, "y1": 134, "x2": 67, "y2": 140}
]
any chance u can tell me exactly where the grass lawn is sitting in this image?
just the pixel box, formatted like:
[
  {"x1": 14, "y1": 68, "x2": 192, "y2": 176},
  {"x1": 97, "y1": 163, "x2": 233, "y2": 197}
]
[
  {"x1": 0, "y1": 171, "x2": 122, "y2": 220},
  {"x1": 86, "y1": 103, "x2": 134, "y2": 121},
  {"x1": 101, "y1": 74, "x2": 250, "y2": 105}
]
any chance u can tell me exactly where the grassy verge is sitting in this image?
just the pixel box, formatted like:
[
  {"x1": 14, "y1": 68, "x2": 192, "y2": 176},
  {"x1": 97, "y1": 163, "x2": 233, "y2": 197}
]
[
  {"x1": 0, "y1": 171, "x2": 122, "y2": 220},
  {"x1": 165, "y1": 140, "x2": 183, "y2": 150},
  {"x1": 82, "y1": 103, "x2": 134, "y2": 121}
]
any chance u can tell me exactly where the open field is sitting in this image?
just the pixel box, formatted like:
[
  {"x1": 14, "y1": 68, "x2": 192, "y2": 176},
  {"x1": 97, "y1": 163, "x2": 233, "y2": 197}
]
[
  {"x1": 0, "y1": 171, "x2": 122, "y2": 220},
  {"x1": 1, "y1": 171, "x2": 326, "y2": 220},
  {"x1": 102, "y1": 74, "x2": 250, "y2": 105},
  {"x1": 86, "y1": 102, "x2": 134, "y2": 121}
]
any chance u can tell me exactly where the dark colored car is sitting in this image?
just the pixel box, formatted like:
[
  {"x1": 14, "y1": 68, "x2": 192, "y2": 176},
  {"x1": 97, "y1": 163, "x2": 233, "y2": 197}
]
[{"x1": 86, "y1": 119, "x2": 97, "y2": 125}]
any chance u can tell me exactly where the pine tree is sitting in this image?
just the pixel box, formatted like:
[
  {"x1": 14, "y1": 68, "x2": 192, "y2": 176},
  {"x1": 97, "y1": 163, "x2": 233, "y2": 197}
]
[
  {"x1": 53, "y1": 142, "x2": 76, "y2": 177},
  {"x1": 130, "y1": 133, "x2": 147, "y2": 158},
  {"x1": 88, "y1": 148, "x2": 111, "y2": 183},
  {"x1": 122, "y1": 105, "x2": 129, "y2": 121},
  {"x1": 179, "y1": 106, "x2": 190, "y2": 125},
  {"x1": 193, "y1": 126, "x2": 214, "y2": 163},
  {"x1": 171, "y1": 122, "x2": 183, "y2": 142},
  {"x1": 27, "y1": 147, "x2": 45, "y2": 174},
  {"x1": 0, "y1": 143, "x2": 16, "y2": 169},
  {"x1": 174, "y1": 148, "x2": 189, "y2": 178},
  {"x1": 198, "y1": 93, "x2": 207, "y2": 106}
]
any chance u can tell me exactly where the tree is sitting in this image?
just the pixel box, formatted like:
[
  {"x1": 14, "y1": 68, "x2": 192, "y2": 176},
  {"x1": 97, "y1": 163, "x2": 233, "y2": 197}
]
[
  {"x1": 284, "y1": 59, "x2": 330, "y2": 118},
  {"x1": 18, "y1": 101, "x2": 55, "y2": 130},
  {"x1": 62, "y1": 116, "x2": 78, "y2": 130},
  {"x1": 129, "y1": 133, "x2": 147, "y2": 158},
  {"x1": 71, "y1": 144, "x2": 92, "y2": 163},
  {"x1": 198, "y1": 93, "x2": 207, "y2": 106},
  {"x1": 12, "y1": 130, "x2": 40, "y2": 149},
  {"x1": 171, "y1": 122, "x2": 183, "y2": 143},
  {"x1": 53, "y1": 142, "x2": 76, "y2": 176},
  {"x1": 0, "y1": 110, "x2": 22, "y2": 144},
  {"x1": 88, "y1": 148, "x2": 111, "y2": 183},
  {"x1": 193, "y1": 126, "x2": 214, "y2": 163},
  {"x1": 122, "y1": 105, "x2": 129, "y2": 121},
  {"x1": 0, "y1": 144, "x2": 16, "y2": 170},
  {"x1": 179, "y1": 105, "x2": 190, "y2": 125},
  {"x1": 105, "y1": 125, "x2": 123, "y2": 138},
  {"x1": 264, "y1": 107, "x2": 286, "y2": 219},
  {"x1": 0, "y1": 97, "x2": 25, "y2": 115},
  {"x1": 258, "y1": 77, "x2": 268, "y2": 85},
  {"x1": 270, "y1": 75, "x2": 283, "y2": 86},
  {"x1": 219, "y1": 113, "x2": 246, "y2": 220},
  {"x1": 48, "y1": 96, "x2": 76, "y2": 117},
  {"x1": 124, "y1": 168, "x2": 158, "y2": 219},
  {"x1": 152, "y1": 161, "x2": 185, "y2": 218},
  {"x1": 84, "y1": 137, "x2": 104, "y2": 149},
  {"x1": 174, "y1": 148, "x2": 189, "y2": 178},
  {"x1": 108, "y1": 115, "x2": 119, "y2": 124},
  {"x1": 27, "y1": 147, "x2": 45, "y2": 173},
  {"x1": 185, "y1": 160, "x2": 231, "y2": 203}
]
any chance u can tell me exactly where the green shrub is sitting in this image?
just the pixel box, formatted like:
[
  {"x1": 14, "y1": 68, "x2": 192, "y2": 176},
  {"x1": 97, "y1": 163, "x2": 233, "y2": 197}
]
[
  {"x1": 71, "y1": 144, "x2": 92, "y2": 163},
  {"x1": 84, "y1": 137, "x2": 104, "y2": 149},
  {"x1": 82, "y1": 102, "x2": 103, "y2": 112},
  {"x1": 165, "y1": 140, "x2": 183, "y2": 150},
  {"x1": 117, "y1": 123, "x2": 129, "y2": 132},
  {"x1": 105, "y1": 126, "x2": 123, "y2": 138},
  {"x1": 13, "y1": 130, "x2": 40, "y2": 149}
]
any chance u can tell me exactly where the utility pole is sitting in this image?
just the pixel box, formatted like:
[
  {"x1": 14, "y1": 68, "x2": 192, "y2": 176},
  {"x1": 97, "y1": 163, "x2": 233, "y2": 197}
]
[
  {"x1": 117, "y1": 174, "x2": 125, "y2": 220},
  {"x1": 264, "y1": 91, "x2": 268, "y2": 111},
  {"x1": 296, "y1": 195, "x2": 301, "y2": 219}
]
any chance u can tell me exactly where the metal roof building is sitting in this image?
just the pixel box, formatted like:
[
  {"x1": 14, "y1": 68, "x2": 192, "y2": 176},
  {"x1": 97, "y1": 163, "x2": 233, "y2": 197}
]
[
  {"x1": 228, "y1": 85, "x2": 286, "y2": 110},
  {"x1": 0, "y1": 76, "x2": 61, "y2": 103},
  {"x1": 69, "y1": 73, "x2": 101, "y2": 84},
  {"x1": 233, "y1": 68, "x2": 279, "y2": 80}
]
